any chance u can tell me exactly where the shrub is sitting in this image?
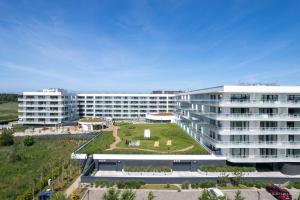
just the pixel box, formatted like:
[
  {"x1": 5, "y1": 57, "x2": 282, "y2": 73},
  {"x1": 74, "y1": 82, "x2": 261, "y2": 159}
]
[
  {"x1": 254, "y1": 181, "x2": 266, "y2": 189},
  {"x1": 23, "y1": 136, "x2": 35, "y2": 146},
  {"x1": 70, "y1": 191, "x2": 80, "y2": 200},
  {"x1": 120, "y1": 189, "x2": 136, "y2": 200},
  {"x1": 242, "y1": 181, "x2": 254, "y2": 187},
  {"x1": 181, "y1": 181, "x2": 190, "y2": 189},
  {"x1": 217, "y1": 173, "x2": 230, "y2": 186},
  {"x1": 234, "y1": 190, "x2": 245, "y2": 200},
  {"x1": 9, "y1": 146, "x2": 21, "y2": 163},
  {"x1": 0, "y1": 128, "x2": 14, "y2": 146},
  {"x1": 148, "y1": 191, "x2": 155, "y2": 200},
  {"x1": 117, "y1": 181, "x2": 145, "y2": 189},
  {"x1": 200, "y1": 165, "x2": 256, "y2": 172},
  {"x1": 199, "y1": 181, "x2": 216, "y2": 188}
]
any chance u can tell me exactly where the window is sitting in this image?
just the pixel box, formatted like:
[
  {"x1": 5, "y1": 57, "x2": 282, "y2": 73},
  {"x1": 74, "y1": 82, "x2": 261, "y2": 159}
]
[
  {"x1": 230, "y1": 94, "x2": 250, "y2": 101},
  {"x1": 261, "y1": 95, "x2": 278, "y2": 102}
]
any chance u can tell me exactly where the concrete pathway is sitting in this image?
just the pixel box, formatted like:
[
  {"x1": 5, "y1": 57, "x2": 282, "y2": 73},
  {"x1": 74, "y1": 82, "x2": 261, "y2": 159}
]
[
  {"x1": 94, "y1": 170, "x2": 300, "y2": 178},
  {"x1": 65, "y1": 176, "x2": 81, "y2": 197}
]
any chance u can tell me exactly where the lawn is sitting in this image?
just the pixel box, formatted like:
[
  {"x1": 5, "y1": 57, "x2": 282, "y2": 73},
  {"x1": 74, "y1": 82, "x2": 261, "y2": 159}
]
[
  {"x1": 79, "y1": 131, "x2": 114, "y2": 154},
  {"x1": 80, "y1": 123, "x2": 208, "y2": 154},
  {"x1": 0, "y1": 137, "x2": 84, "y2": 200},
  {"x1": 141, "y1": 184, "x2": 180, "y2": 190},
  {"x1": 0, "y1": 102, "x2": 18, "y2": 122},
  {"x1": 111, "y1": 123, "x2": 208, "y2": 154}
]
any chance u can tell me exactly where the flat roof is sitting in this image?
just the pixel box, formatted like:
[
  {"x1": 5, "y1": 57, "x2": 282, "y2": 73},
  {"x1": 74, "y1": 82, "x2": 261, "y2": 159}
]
[
  {"x1": 179, "y1": 85, "x2": 300, "y2": 95},
  {"x1": 93, "y1": 154, "x2": 226, "y2": 161}
]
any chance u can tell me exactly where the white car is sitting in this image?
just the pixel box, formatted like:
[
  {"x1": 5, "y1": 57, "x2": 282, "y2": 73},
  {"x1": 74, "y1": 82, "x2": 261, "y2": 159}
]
[{"x1": 208, "y1": 188, "x2": 225, "y2": 198}]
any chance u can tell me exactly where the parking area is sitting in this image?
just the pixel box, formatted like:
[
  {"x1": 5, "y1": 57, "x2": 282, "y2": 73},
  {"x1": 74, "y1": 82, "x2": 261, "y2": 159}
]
[{"x1": 81, "y1": 188, "x2": 300, "y2": 200}]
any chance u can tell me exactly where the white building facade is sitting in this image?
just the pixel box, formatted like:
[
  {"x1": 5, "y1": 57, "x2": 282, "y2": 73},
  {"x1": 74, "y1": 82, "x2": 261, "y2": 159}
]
[
  {"x1": 77, "y1": 92, "x2": 176, "y2": 119},
  {"x1": 18, "y1": 89, "x2": 78, "y2": 125},
  {"x1": 176, "y1": 85, "x2": 300, "y2": 163}
]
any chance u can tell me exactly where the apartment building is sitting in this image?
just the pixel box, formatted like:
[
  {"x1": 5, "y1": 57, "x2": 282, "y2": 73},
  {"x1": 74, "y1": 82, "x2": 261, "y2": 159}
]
[
  {"x1": 18, "y1": 88, "x2": 78, "y2": 125},
  {"x1": 77, "y1": 91, "x2": 176, "y2": 119},
  {"x1": 176, "y1": 85, "x2": 300, "y2": 163},
  {"x1": 18, "y1": 89, "x2": 177, "y2": 124}
]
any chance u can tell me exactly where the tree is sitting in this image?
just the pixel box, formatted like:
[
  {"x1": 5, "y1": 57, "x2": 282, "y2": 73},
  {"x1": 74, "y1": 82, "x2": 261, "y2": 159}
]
[
  {"x1": 234, "y1": 190, "x2": 245, "y2": 200},
  {"x1": 148, "y1": 191, "x2": 155, "y2": 200},
  {"x1": 50, "y1": 192, "x2": 68, "y2": 200},
  {"x1": 0, "y1": 128, "x2": 14, "y2": 146},
  {"x1": 120, "y1": 190, "x2": 136, "y2": 200},
  {"x1": 23, "y1": 136, "x2": 35, "y2": 146},
  {"x1": 198, "y1": 190, "x2": 213, "y2": 200},
  {"x1": 103, "y1": 187, "x2": 120, "y2": 200}
]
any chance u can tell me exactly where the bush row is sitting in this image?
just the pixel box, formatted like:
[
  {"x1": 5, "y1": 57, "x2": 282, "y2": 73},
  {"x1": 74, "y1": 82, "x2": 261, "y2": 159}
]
[
  {"x1": 94, "y1": 180, "x2": 145, "y2": 189},
  {"x1": 124, "y1": 165, "x2": 172, "y2": 172},
  {"x1": 287, "y1": 181, "x2": 300, "y2": 189},
  {"x1": 200, "y1": 165, "x2": 256, "y2": 172}
]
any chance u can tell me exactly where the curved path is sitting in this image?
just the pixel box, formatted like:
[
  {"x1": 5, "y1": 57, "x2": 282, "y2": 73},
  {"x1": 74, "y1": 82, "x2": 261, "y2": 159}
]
[{"x1": 107, "y1": 126, "x2": 121, "y2": 150}]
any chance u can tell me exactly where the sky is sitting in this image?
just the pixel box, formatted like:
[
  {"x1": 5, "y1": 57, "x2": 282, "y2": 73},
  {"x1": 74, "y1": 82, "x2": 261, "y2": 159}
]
[{"x1": 0, "y1": 0, "x2": 300, "y2": 93}]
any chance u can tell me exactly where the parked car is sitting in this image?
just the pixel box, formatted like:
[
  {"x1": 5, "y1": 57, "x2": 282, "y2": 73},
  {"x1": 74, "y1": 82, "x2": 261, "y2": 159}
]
[
  {"x1": 208, "y1": 187, "x2": 225, "y2": 198},
  {"x1": 266, "y1": 184, "x2": 292, "y2": 200}
]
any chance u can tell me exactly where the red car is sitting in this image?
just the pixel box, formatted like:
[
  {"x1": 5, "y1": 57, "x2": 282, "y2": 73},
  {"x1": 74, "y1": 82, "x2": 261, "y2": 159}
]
[{"x1": 266, "y1": 184, "x2": 292, "y2": 200}]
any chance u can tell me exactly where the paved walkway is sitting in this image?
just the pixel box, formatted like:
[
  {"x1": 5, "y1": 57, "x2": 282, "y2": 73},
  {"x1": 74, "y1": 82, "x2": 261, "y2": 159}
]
[
  {"x1": 95, "y1": 170, "x2": 300, "y2": 178},
  {"x1": 65, "y1": 176, "x2": 81, "y2": 197}
]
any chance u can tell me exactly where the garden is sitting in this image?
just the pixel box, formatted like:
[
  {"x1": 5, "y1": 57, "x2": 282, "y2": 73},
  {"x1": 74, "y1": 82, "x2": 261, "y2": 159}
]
[{"x1": 80, "y1": 123, "x2": 209, "y2": 154}]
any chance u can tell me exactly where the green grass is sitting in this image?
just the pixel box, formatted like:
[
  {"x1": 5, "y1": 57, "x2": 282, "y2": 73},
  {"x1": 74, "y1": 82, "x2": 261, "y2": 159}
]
[
  {"x1": 0, "y1": 102, "x2": 18, "y2": 122},
  {"x1": 109, "y1": 123, "x2": 208, "y2": 154},
  {"x1": 79, "y1": 131, "x2": 114, "y2": 154},
  {"x1": 0, "y1": 137, "x2": 84, "y2": 200},
  {"x1": 200, "y1": 164, "x2": 256, "y2": 172}
]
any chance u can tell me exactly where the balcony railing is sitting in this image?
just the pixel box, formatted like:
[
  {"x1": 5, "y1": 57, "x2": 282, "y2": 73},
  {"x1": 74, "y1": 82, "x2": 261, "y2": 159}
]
[
  {"x1": 226, "y1": 154, "x2": 300, "y2": 163},
  {"x1": 218, "y1": 127, "x2": 300, "y2": 135},
  {"x1": 176, "y1": 99, "x2": 300, "y2": 106}
]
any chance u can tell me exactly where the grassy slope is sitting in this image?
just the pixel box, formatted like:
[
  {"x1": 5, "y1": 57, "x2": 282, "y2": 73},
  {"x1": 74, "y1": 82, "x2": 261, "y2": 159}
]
[
  {"x1": 0, "y1": 137, "x2": 83, "y2": 200},
  {"x1": 79, "y1": 131, "x2": 114, "y2": 154},
  {"x1": 0, "y1": 102, "x2": 18, "y2": 122}
]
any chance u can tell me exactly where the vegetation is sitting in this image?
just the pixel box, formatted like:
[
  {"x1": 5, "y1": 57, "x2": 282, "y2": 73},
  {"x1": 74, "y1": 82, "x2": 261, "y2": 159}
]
[
  {"x1": 50, "y1": 192, "x2": 68, "y2": 200},
  {"x1": 0, "y1": 102, "x2": 18, "y2": 122},
  {"x1": 0, "y1": 137, "x2": 84, "y2": 200},
  {"x1": 148, "y1": 191, "x2": 155, "y2": 200},
  {"x1": 191, "y1": 181, "x2": 216, "y2": 189},
  {"x1": 141, "y1": 184, "x2": 179, "y2": 190},
  {"x1": 79, "y1": 131, "x2": 114, "y2": 154},
  {"x1": 287, "y1": 181, "x2": 300, "y2": 189},
  {"x1": 198, "y1": 189, "x2": 226, "y2": 200},
  {"x1": 23, "y1": 136, "x2": 35, "y2": 146},
  {"x1": 200, "y1": 164, "x2": 256, "y2": 172},
  {"x1": 0, "y1": 93, "x2": 18, "y2": 103},
  {"x1": 12, "y1": 124, "x2": 29, "y2": 132},
  {"x1": 234, "y1": 190, "x2": 245, "y2": 200},
  {"x1": 124, "y1": 165, "x2": 171, "y2": 172},
  {"x1": 103, "y1": 188, "x2": 136, "y2": 200},
  {"x1": 108, "y1": 123, "x2": 208, "y2": 154},
  {"x1": 117, "y1": 181, "x2": 145, "y2": 189},
  {"x1": 181, "y1": 181, "x2": 190, "y2": 189},
  {"x1": 0, "y1": 128, "x2": 14, "y2": 146}
]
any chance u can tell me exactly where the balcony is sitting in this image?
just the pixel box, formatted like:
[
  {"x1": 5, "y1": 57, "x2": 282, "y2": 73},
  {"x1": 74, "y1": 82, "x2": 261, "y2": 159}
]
[
  {"x1": 202, "y1": 113, "x2": 300, "y2": 121},
  {"x1": 218, "y1": 127, "x2": 300, "y2": 135},
  {"x1": 226, "y1": 154, "x2": 300, "y2": 163},
  {"x1": 176, "y1": 99, "x2": 300, "y2": 107},
  {"x1": 203, "y1": 134, "x2": 300, "y2": 149}
]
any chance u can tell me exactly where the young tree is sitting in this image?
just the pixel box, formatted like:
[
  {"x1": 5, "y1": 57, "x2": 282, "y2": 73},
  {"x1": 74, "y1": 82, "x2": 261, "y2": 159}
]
[
  {"x1": 234, "y1": 190, "x2": 245, "y2": 200},
  {"x1": 120, "y1": 190, "x2": 136, "y2": 200},
  {"x1": 148, "y1": 191, "x2": 155, "y2": 200},
  {"x1": 50, "y1": 192, "x2": 68, "y2": 200},
  {"x1": 103, "y1": 187, "x2": 120, "y2": 200},
  {"x1": 0, "y1": 128, "x2": 14, "y2": 146}
]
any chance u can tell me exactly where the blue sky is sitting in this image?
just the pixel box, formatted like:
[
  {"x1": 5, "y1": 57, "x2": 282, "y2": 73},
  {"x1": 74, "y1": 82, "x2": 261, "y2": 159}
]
[{"x1": 0, "y1": 0, "x2": 300, "y2": 93}]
